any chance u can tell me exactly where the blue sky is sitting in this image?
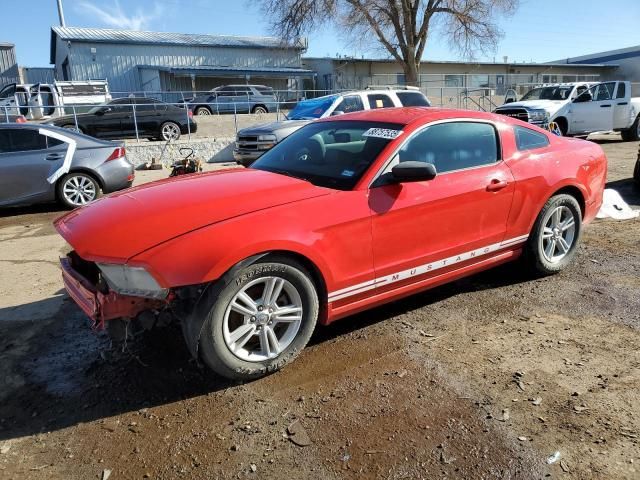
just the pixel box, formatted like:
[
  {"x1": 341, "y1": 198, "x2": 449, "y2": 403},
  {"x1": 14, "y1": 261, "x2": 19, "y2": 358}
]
[{"x1": 4, "y1": 0, "x2": 640, "y2": 67}]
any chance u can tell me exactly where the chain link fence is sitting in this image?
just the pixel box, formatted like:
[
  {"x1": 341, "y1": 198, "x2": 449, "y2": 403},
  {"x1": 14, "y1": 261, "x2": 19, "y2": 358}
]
[{"x1": 3, "y1": 80, "x2": 640, "y2": 141}]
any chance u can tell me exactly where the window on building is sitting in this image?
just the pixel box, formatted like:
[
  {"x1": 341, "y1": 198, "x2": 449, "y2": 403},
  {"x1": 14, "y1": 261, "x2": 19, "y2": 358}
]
[
  {"x1": 514, "y1": 126, "x2": 550, "y2": 151},
  {"x1": 367, "y1": 94, "x2": 394, "y2": 109},
  {"x1": 470, "y1": 75, "x2": 490, "y2": 88},
  {"x1": 397, "y1": 122, "x2": 499, "y2": 173},
  {"x1": 445, "y1": 75, "x2": 464, "y2": 87}
]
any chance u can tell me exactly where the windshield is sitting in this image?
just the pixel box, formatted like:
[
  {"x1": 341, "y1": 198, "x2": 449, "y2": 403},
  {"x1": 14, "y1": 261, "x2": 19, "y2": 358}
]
[
  {"x1": 521, "y1": 86, "x2": 574, "y2": 101},
  {"x1": 251, "y1": 120, "x2": 403, "y2": 190},
  {"x1": 288, "y1": 96, "x2": 337, "y2": 120}
]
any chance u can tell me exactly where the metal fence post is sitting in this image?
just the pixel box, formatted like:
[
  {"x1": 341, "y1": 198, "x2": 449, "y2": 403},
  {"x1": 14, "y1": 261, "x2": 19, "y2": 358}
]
[
  {"x1": 3, "y1": 106, "x2": 8, "y2": 122},
  {"x1": 132, "y1": 103, "x2": 140, "y2": 142},
  {"x1": 72, "y1": 106, "x2": 79, "y2": 130},
  {"x1": 233, "y1": 102, "x2": 238, "y2": 135},
  {"x1": 186, "y1": 102, "x2": 191, "y2": 140}
]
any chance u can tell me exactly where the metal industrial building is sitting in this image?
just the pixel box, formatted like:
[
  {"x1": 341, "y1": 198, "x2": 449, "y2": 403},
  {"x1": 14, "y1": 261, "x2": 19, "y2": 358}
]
[
  {"x1": 50, "y1": 26, "x2": 314, "y2": 98},
  {"x1": 303, "y1": 57, "x2": 617, "y2": 94},
  {"x1": 0, "y1": 43, "x2": 20, "y2": 87},
  {"x1": 554, "y1": 45, "x2": 640, "y2": 94}
]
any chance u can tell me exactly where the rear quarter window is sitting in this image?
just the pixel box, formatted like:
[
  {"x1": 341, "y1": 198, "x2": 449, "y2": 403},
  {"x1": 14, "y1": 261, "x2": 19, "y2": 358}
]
[
  {"x1": 396, "y1": 91, "x2": 431, "y2": 107},
  {"x1": 514, "y1": 126, "x2": 550, "y2": 151}
]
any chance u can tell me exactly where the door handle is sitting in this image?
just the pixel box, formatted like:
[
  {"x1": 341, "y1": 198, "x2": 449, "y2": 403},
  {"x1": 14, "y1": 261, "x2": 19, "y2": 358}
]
[
  {"x1": 486, "y1": 179, "x2": 509, "y2": 191},
  {"x1": 45, "y1": 153, "x2": 64, "y2": 161},
  {"x1": 617, "y1": 102, "x2": 628, "y2": 106},
  {"x1": 600, "y1": 104, "x2": 612, "y2": 108}
]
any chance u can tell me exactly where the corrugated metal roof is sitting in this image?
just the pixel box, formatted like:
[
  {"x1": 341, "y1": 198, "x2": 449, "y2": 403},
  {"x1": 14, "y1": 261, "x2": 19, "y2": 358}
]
[{"x1": 51, "y1": 26, "x2": 298, "y2": 49}]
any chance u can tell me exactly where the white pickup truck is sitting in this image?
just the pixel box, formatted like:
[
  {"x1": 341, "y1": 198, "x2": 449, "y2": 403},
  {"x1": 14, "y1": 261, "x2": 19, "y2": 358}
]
[{"x1": 494, "y1": 81, "x2": 640, "y2": 140}]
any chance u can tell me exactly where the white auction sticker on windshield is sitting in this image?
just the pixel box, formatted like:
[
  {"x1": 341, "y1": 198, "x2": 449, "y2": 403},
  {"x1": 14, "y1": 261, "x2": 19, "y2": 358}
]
[{"x1": 362, "y1": 128, "x2": 403, "y2": 139}]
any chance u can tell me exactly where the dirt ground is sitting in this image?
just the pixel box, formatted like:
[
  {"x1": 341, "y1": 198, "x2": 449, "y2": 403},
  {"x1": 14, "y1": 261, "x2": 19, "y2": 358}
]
[{"x1": 0, "y1": 134, "x2": 638, "y2": 480}]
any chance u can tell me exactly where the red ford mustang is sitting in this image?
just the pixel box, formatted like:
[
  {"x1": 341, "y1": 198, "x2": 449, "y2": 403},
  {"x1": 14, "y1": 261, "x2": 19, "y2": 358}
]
[{"x1": 55, "y1": 108, "x2": 607, "y2": 380}]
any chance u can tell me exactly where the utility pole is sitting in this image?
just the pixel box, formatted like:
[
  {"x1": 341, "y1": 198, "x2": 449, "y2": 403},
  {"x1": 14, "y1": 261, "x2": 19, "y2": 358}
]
[{"x1": 56, "y1": 0, "x2": 66, "y2": 27}]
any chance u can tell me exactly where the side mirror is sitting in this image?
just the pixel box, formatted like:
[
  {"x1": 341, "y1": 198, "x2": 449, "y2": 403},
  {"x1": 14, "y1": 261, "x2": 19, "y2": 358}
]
[
  {"x1": 504, "y1": 98, "x2": 515, "y2": 104},
  {"x1": 391, "y1": 161, "x2": 437, "y2": 182},
  {"x1": 96, "y1": 106, "x2": 111, "y2": 115},
  {"x1": 331, "y1": 110, "x2": 345, "y2": 116},
  {"x1": 573, "y1": 92, "x2": 592, "y2": 103}
]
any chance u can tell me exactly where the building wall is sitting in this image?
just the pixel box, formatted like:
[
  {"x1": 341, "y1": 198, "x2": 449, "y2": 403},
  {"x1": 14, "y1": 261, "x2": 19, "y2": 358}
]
[
  {"x1": 20, "y1": 67, "x2": 56, "y2": 84},
  {"x1": 56, "y1": 38, "x2": 302, "y2": 93},
  {"x1": 303, "y1": 58, "x2": 613, "y2": 93},
  {"x1": 0, "y1": 44, "x2": 19, "y2": 87}
]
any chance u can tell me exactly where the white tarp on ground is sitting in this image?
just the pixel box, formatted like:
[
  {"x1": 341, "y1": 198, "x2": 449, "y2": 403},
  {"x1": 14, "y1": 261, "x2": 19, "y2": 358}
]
[{"x1": 596, "y1": 189, "x2": 640, "y2": 220}]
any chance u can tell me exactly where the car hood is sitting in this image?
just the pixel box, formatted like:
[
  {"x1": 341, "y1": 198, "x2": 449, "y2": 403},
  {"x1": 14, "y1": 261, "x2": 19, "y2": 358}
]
[
  {"x1": 497, "y1": 100, "x2": 567, "y2": 113},
  {"x1": 238, "y1": 120, "x2": 310, "y2": 137},
  {"x1": 55, "y1": 168, "x2": 332, "y2": 262}
]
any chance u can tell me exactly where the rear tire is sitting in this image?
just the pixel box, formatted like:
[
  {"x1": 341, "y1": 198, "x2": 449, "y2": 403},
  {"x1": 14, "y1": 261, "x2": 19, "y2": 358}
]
[
  {"x1": 195, "y1": 106, "x2": 212, "y2": 116},
  {"x1": 195, "y1": 257, "x2": 318, "y2": 380},
  {"x1": 160, "y1": 121, "x2": 181, "y2": 141},
  {"x1": 621, "y1": 115, "x2": 640, "y2": 141},
  {"x1": 524, "y1": 194, "x2": 582, "y2": 275},
  {"x1": 57, "y1": 172, "x2": 101, "y2": 209}
]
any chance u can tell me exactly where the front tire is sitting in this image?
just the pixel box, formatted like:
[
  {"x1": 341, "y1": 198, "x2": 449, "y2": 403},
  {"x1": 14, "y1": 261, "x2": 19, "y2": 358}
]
[
  {"x1": 57, "y1": 172, "x2": 101, "y2": 208},
  {"x1": 197, "y1": 257, "x2": 319, "y2": 380},
  {"x1": 524, "y1": 194, "x2": 582, "y2": 275},
  {"x1": 252, "y1": 105, "x2": 268, "y2": 114}
]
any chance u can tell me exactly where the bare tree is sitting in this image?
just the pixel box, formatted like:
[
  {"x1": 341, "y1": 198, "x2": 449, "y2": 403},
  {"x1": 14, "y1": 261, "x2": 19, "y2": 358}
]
[{"x1": 255, "y1": 0, "x2": 519, "y2": 86}]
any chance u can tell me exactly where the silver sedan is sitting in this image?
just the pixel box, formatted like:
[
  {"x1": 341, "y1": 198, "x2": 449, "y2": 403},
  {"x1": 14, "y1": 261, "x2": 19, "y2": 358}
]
[{"x1": 0, "y1": 123, "x2": 134, "y2": 208}]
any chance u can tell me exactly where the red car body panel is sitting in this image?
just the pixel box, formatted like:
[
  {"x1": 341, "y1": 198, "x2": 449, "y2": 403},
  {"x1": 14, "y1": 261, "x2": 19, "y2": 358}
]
[{"x1": 55, "y1": 108, "x2": 607, "y2": 327}]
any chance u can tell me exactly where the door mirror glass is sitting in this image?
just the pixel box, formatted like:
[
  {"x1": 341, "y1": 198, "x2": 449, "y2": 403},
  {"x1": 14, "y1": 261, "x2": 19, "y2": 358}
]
[
  {"x1": 391, "y1": 161, "x2": 437, "y2": 182},
  {"x1": 331, "y1": 110, "x2": 345, "y2": 116}
]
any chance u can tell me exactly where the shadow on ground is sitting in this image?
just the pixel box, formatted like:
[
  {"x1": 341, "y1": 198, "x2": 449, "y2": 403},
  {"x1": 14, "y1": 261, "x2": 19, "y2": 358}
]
[
  {"x1": 0, "y1": 261, "x2": 534, "y2": 442},
  {"x1": 606, "y1": 178, "x2": 640, "y2": 207}
]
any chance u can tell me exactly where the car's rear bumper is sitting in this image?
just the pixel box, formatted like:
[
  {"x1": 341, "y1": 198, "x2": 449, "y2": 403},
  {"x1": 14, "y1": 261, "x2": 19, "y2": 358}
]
[
  {"x1": 60, "y1": 255, "x2": 166, "y2": 329},
  {"x1": 97, "y1": 157, "x2": 135, "y2": 193}
]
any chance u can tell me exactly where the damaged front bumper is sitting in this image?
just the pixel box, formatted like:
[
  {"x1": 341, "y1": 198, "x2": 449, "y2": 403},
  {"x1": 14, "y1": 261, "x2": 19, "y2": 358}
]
[{"x1": 60, "y1": 254, "x2": 168, "y2": 330}]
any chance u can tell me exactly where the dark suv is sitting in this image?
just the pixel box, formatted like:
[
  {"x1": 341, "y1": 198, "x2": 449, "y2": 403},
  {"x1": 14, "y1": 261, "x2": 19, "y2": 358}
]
[{"x1": 188, "y1": 85, "x2": 278, "y2": 116}]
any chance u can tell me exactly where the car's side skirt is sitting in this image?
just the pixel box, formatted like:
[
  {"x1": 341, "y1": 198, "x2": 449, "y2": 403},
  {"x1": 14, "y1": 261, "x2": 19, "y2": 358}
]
[
  {"x1": 326, "y1": 235, "x2": 528, "y2": 323},
  {"x1": 328, "y1": 235, "x2": 528, "y2": 302},
  {"x1": 327, "y1": 248, "x2": 523, "y2": 323}
]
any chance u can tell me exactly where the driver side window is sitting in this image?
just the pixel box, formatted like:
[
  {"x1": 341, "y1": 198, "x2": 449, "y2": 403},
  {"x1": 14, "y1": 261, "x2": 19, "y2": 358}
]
[{"x1": 396, "y1": 122, "x2": 499, "y2": 174}]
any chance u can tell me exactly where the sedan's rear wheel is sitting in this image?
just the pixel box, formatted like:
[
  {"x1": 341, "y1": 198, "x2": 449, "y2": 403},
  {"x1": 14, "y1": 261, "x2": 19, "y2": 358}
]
[
  {"x1": 57, "y1": 172, "x2": 101, "y2": 208},
  {"x1": 524, "y1": 194, "x2": 582, "y2": 275},
  {"x1": 195, "y1": 107, "x2": 211, "y2": 116},
  {"x1": 160, "y1": 121, "x2": 181, "y2": 141},
  {"x1": 197, "y1": 258, "x2": 318, "y2": 380}
]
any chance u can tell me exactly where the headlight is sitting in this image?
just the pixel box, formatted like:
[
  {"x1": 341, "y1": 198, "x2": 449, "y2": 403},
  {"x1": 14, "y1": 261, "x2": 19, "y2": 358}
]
[
  {"x1": 529, "y1": 109, "x2": 549, "y2": 122},
  {"x1": 258, "y1": 134, "x2": 277, "y2": 142},
  {"x1": 257, "y1": 134, "x2": 277, "y2": 150},
  {"x1": 97, "y1": 263, "x2": 168, "y2": 299}
]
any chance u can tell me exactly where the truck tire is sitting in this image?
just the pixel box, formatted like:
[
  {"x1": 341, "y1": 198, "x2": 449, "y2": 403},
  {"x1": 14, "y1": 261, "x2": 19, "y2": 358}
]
[
  {"x1": 621, "y1": 115, "x2": 640, "y2": 142},
  {"x1": 554, "y1": 117, "x2": 569, "y2": 137}
]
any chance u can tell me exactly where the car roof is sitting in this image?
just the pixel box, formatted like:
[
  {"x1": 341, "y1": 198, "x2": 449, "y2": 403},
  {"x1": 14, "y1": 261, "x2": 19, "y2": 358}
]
[
  {"x1": 317, "y1": 107, "x2": 509, "y2": 127},
  {"x1": 0, "y1": 122, "x2": 120, "y2": 145}
]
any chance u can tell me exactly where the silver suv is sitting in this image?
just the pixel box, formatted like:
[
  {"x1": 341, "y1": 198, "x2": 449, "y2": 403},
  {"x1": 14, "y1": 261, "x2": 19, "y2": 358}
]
[
  {"x1": 188, "y1": 84, "x2": 278, "y2": 116},
  {"x1": 233, "y1": 87, "x2": 430, "y2": 166}
]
